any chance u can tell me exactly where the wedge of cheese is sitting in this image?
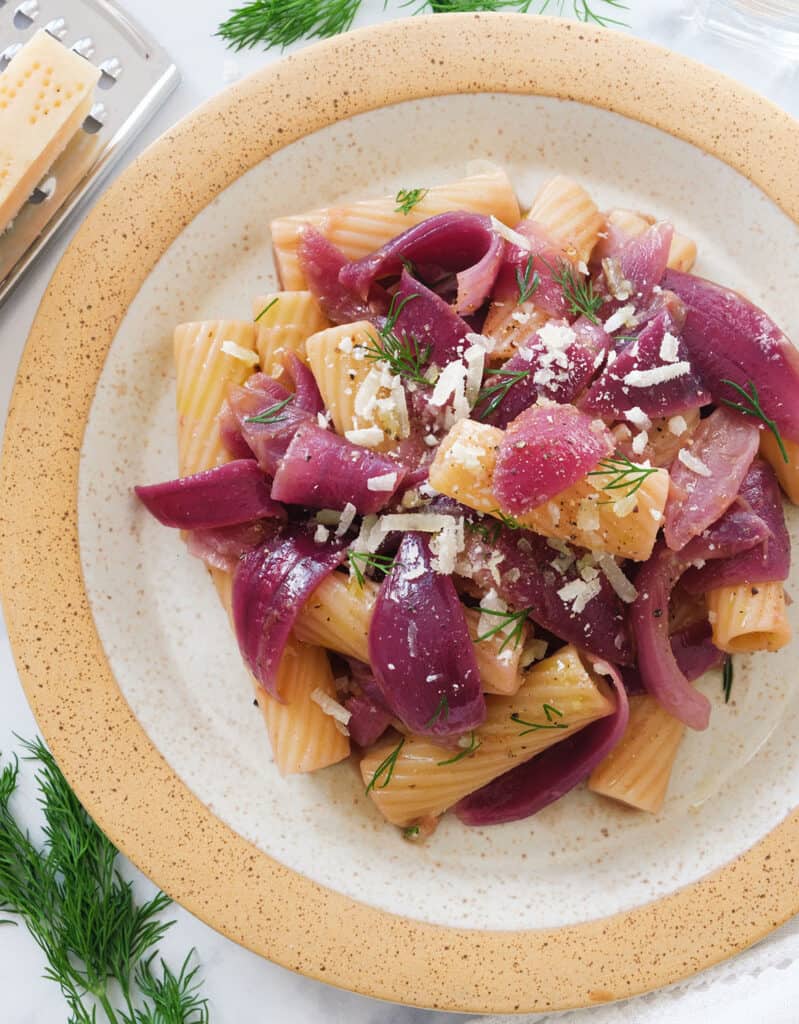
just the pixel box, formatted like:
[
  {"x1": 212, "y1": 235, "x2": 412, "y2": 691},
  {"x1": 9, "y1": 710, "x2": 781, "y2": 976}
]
[{"x1": 0, "y1": 30, "x2": 100, "y2": 232}]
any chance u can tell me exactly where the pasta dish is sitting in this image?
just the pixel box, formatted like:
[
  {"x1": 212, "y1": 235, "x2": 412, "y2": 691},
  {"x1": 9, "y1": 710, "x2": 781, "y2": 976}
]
[{"x1": 135, "y1": 167, "x2": 795, "y2": 838}]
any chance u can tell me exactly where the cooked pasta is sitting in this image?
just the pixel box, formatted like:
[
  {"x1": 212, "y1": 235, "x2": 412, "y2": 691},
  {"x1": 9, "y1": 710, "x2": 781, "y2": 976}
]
[
  {"x1": 135, "y1": 163, "x2": 797, "y2": 836},
  {"x1": 588, "y1": 695, "x2": 685, "y2": 814},
  {"x1": 429, "y1": 419, "x2": 669, "y2": 561},
  {"x1": 360, "y1": 646, "x2": 613, "y2": 826},
  {"x1": 174, "y1": 320, "x2": 257, "y2": 476},
  {"x1": 251, "y1": 291, "x2": 328, "y2": 381},
  {"x1": 707, "y1": 582, "x2": 792, "y2": 653},
  {"x1": 305, "y1": 321, "x2": 406, "y2": 445},
  {"x1": 761, "y1": 433, "x2": 799, "y2": 504},
  {"x1": 294, "y1": 573, "x2": 528, "y2": 696},
  {"x1": 526, "y1": 176, "x2": 604, "y2": 265},
  {"x1": 272, "y1": 166, "x2": 521, "y2": 290},
  {"x1": 263, "y1": 638, "x2": 351, "y2": 774}
]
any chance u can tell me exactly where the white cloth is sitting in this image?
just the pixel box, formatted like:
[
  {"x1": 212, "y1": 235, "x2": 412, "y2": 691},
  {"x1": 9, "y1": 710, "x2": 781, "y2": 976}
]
[{"x1": 0, "y1": 1, "x2": 796, "y2": 1021}]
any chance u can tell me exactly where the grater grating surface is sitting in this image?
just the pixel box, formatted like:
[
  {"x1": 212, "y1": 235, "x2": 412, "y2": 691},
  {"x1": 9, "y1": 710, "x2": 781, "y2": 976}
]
[{"x1": 0, "y1": 0, "x2": 179, "y2": 305}]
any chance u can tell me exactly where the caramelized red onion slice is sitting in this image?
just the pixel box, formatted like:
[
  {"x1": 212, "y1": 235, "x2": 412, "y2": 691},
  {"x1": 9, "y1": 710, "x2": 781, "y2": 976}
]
[
  {"x1": 631, "y1": 542, "x2": 712, "y2": 730},
  {"x1": 285, "y1": 353, "x2": 324, "y2": 415},
  {"x1": 664, "y1": 407, "x2": 760, "y2": 551},
  {"x1": 489, "y1": 220, "x2": 570, "y2": 319},
  {"x1": 232, "y1": 528, "x2": 345, "y2": 698},
  {"x1": 464, "y1": 526, "x2": 633, "y2": 665},
  {"x1": 580, "y1": 308, "x2": 710, "y2": 418},
  {"x1": 297, "y1": 226, "x2": 375, "y2": 324},
  {"x1": 135, "y1": 460, "x2": 284, "y2": 529},
  {"x1": 663, "y1": 268, "x2": 799, "y2": 443},
  {"x1": 455, "y1": 659, "x2": 628, "y2": 826},
  {"x1": 185, "y1": 520, "x2": 278, "y2": 574},
  {"x1": 367, "y1": 532, "x2": 486, "y2": 738},
  {"x1": 227, "y1": 373, "x2": 313, "y2": 476},
  {"x1": 270, "y1": 423, "x2": 406, "y2": 513},
  {"x1": 339, "y1": 211, "x2": 502, "y2": 315},
  {"x1": 601, "y1": 222, "x2": 674, "y2": 312},
  {"x1": 682, "y1": 460, "x2": 790, "y2": 592},
  {"x1": 494, "y1": 404, "x2": 614, "y2": 514},
  {"x1": 475, "y1": 317, "x2": 610, "y2": 427},
  {"x1": 391, "y1": 269, "x2": 473, "y2": 368}
]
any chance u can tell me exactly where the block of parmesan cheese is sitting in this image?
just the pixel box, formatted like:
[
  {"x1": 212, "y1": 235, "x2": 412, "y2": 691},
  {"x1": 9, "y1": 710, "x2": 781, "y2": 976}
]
[{"x1": 0, "y1": 30, "x2": 100, "y2": 232}]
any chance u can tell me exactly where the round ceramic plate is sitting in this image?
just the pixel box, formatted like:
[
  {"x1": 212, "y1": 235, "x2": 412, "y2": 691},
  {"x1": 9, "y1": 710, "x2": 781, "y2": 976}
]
[{"x1": 2, "y1": 14, "x2": 799, "y2": 1015}]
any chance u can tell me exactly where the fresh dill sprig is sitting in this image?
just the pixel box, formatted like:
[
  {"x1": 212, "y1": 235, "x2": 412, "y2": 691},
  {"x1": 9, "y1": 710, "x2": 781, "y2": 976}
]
[
  {"x1": 540, "y1": 256, "x2": 603, "y2": 324},
  {"x1": 402, "y1": 825, "x2": 421, "y2": 840},
  {"x1": 365, "y1": 736, "x2": 405, "y2": 793},
  {"x1": 476, "y1": 368, "x2": 531, "y2": 421},
  {"x1": 437, "y1": 731, "x2": 480, "y2": 766},
  {"x1": 722, "y1": 655, "x2": 733, "y2": 704},
  {"x1": 218, "y1": 1, "x2": 629, "y2": 51},
  {"x1": 719, "y1": 379, "x2": 789, "y2": 464},
  {"x1": 491, "y1": 509, "x2": 522, "y2": 530},
  {"x1": 395, "y1": 188, "x2": 428, "y2": 215},
  {"x1": 588, "y1": 454, "x2": 659, "y2": 498},
  {"x1": 465, "y1": 518, "x2": 502, "y2": 544},
  {"x1": 254, "y1": 296, "x2": 279, "y2": 322},
  {"x1": 245, "y1": 394, "x2": 294, "y2": 424},
  {"x1": 217, "y1": 0, "x2": 361, "y2": 50},
  {"x1": 364, "y1": 292, "x2": 431, "y2": 384},
  {"x1": 511, "y1": 704, "x2": 568, "y2": 735},
  {"x1": 477, "y1": 607, "x2": 530, "y2": 652},
  {"x1": 515, "y1": 255, "x2": 541, "y2": 305},
  {"x1": 424, "y1": 694, "x2": 450, "y2": 728},
  {"x1": 347, "y1": 550, "x2": 398, "y2": 587},
  {"x1": 0, "y1": 737, "x2": 208, "y2": 1024}
]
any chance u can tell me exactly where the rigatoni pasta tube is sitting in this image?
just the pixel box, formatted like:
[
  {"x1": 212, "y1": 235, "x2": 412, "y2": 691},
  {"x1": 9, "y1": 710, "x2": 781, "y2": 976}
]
[
  {"x1": 429, "y1": 419, "x2": 669, "y2": 561},
  {"x1": 262, "y1": 638, "x2": 350, "y2": 774},
  {"x1": 251, "y1": 291, "x2": 328, "y2": 380},
  {"x1": 174, "y1": 320, "x2": 257, "y2": 476},
  {"x1": 211, "y1": 568, "x2": 349, "y2": 773},
  {"x1": 526, "y1": 176, "x2": 604, "y2": 265},
  {"x1": 760, "y1": 433, "x2": 799, "y2": 504},
  {"x1": 305, "y1": 321, "x2": 408, "y2": 448},
  {"x1": 271, "y1": 167, "x2": 521, "y2": 290},
  {"x1": 294, "y1": 573, "x2": 527, "y2": 696},
  {"x1": 360, "y1": 646, "x2": 614, "y2": 827},
  {"x1": 707, "y1": 581, "x2": 792, "y2": 653},
  {"x1": 588, "y1": 695, "x2": 684, "y2": 814}
]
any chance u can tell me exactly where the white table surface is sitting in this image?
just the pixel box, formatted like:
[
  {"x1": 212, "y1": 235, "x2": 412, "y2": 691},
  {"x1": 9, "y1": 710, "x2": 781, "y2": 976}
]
[{"x1": 1, "y1": 1, "x2": 797, "y2": 1021}]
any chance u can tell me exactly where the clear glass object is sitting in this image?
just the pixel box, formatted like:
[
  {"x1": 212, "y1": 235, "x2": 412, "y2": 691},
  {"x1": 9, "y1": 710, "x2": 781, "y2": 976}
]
[{"x1": 691, "y1": 0, "x2": 799, "y2": 58}]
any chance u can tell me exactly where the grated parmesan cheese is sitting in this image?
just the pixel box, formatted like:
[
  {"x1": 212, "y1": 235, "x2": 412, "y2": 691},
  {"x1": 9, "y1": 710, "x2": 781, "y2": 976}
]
[
  {"x1": 625, "y1": 406, "x2": 652, "y2": 431},
  {"x1": 429, "y1": 517, "x2": 465, "y2": 574},
  {"x1": 631, "y1": 430, "x2": 649, "y2": 456},
  {"x1": 430, "y1": 358, "x2": 470, "y2": 422},
  {"x1": 477, "y1": 588, "x2": 509, "y2": 639},
  {"x1": 678, "y1": 449, "x2": 712, "y2": 477},
  {"x1": 624, "y1": 362, "x2": 692, "y2": 388},
  {"x1": 464, "y1": 345, "x2": 486, "y2": 407},
  {"x1": 490, "y1": 216, "x2": 532, "y2": 250},
  {"x1": 367, "y1": 472, "x2": 399, "y2": 492},
  {"x1": 317, "y1": 410, "x2": 332, "y2": 429},
  {"x1": 597, "y1": 554, "x2": 638, "y2": 603},
  {"x1": 613, "y1": 494, "x2": 638, "y2": 518},
  {"x1": 345, "y1": 426, "x2": 385, "y2": 447},
  {"x1": 378, "y1": 513, "x2": 453, "y2": 534},
  {"x1": 314, "y1": 524, "x2": 330, "y2": 544},
  {"x1": 337, "y1": 335, "x2": 354, "y2": 354},
  {"x1": 310, "y1": 688, "x2": 351, "y2": 729},
  {"x1": 221, "y1": 341, "x2": 258, "y2": 366},
  {"x1": 668, "y1": 414, "x2": 688, "y2": 436},
  {"x1": 465, "y1": 331, "x2": 496, "y2": 353},
  {"x1": 604, "y1": 304, "x2": 636, "y2": 333},
  {"x1": 557, "y1": 577, "x2": 602, "y2": 615},
  {"x1": 659, "y1": 331, "x2": 680, "y2": 363},
  {"x1": 336, "y1": 502, "x2": 358, "y2": 538}
]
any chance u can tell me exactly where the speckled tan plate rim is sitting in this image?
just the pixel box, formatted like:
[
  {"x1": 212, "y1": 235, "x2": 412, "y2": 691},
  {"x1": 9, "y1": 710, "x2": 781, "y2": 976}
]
[{"x1": 2, "y1": 14, "x2": 799, "y2": 1015}]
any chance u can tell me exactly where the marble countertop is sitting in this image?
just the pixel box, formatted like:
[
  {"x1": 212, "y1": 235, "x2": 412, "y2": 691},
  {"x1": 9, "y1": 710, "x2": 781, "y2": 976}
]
[{"x1": 0, "y1": 1, "x2": 797, "y2": 1020}]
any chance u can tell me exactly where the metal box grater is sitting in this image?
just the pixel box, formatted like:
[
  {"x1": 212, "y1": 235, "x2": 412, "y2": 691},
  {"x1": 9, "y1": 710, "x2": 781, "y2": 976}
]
[{"x1": 0, "y1": 0, "x2": 179, "y2": 306}]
